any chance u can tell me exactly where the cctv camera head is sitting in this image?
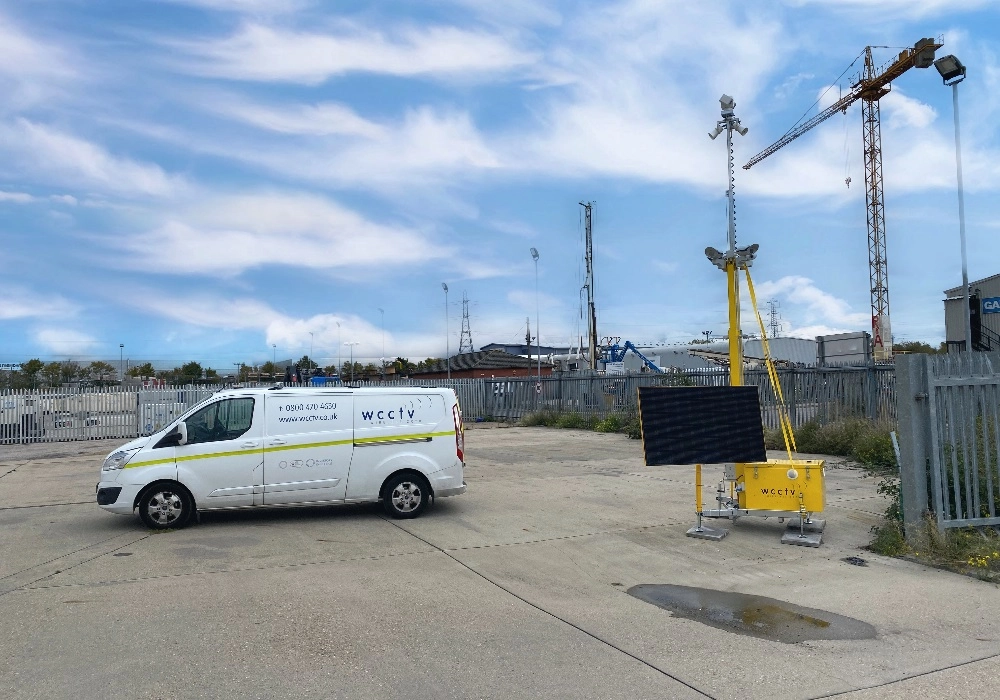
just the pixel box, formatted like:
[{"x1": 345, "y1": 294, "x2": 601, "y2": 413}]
[{"x1": 719, "y1": 94, "x2": 736, "y2": 111}]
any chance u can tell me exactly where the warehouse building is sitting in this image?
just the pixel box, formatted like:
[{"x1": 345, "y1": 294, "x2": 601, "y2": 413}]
[{"x1": 944, "y1": 273, "x2": 1000, "y2": 352}]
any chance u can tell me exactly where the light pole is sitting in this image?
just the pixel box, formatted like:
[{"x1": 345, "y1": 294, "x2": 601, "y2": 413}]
[
  {"x1": 309, "y1": 332, "x2": 314, "y2": 371},
  {"x1": 935, "y1": 54, "x2": 971, "y2": 353},
  {"x1": 707, "y1": 94, "x2": 752, "y2": 387},
  {"x1": 272, "y1": 344, "x2": 276, "y2": 365},
  {"x1": 336, "y1": 321, "x2": 342, "y2": 377},
  {"x1": 530, "y1": 248, "x2": 540, "y2": 387},
  {"x1": 442, "y1": 283, "x2": 450, "y2": 380},
  {"x1": 119, "y1": 344, "x2": 124, "y2": 384},
  {"x1": 378, "y1": 307, "x2": 385, "y2": 380},
  {"x1": 344, "y1": 342, "x2": 359, "y2": 382}
]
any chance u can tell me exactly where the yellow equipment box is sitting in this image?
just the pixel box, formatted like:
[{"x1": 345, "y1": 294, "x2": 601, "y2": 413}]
[{"x1": 736, "y1": 459, "x2": 825, "y2": 512}]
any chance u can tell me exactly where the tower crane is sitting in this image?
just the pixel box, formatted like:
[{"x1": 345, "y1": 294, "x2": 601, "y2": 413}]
[{"x1": 744, "y1": 38, "x2": 941, "y2": 361}]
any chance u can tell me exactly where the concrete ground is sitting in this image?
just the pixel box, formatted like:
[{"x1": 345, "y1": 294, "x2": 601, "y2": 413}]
[{"x1": 1, "y1": 427, "x2": 998, "y2": 700}]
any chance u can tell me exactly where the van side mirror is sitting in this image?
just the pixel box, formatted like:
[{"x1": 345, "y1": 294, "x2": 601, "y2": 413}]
[{"x1": 154, "y1": 422, "x2": 188, "y2": 449}]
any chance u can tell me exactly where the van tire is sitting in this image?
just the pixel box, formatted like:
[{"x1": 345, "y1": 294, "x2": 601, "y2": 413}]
[
  {"x1": 382, "y1": 473, "x2": 430, "y2": 519},
  {"x1": 137, "y1": 483, "x2": 195, "y2": 530}
]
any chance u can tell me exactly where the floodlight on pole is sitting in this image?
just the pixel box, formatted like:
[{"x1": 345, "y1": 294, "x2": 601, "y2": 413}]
[
  {"x1": 344, "y1": 341, "x2": 360, "y2": 383},
  {"x1": 708, "y1": 94, "x2": 751, "y2": 387},
  {"x1": 378, "y1": 307, "x2": 385, "y2": 380},
  {"x1": 335, "y1": 322, "x2": 341, "y2": 376},
  {"x1": 530, "y1": 248, "x2": 541, "y2": 389},
  {"x1": 935, "y1": 54, "x2": 972, "y2": 353},
  {"x1": 442, "y1": 283, "x2": 450, "y2": 380}
]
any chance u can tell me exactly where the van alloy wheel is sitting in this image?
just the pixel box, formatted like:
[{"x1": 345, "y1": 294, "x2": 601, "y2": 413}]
[
  {"x1": 391, "y1": 481, "x2": 422, "y2": 512},
  {"x1": 383, "y1": 475, "x2": 429, "y2": 519},
  {"x1": 138, "y1": 486, "x2": 193, "y2": 529}
]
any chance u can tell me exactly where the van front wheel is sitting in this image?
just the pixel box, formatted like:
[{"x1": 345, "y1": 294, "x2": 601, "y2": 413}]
[
  {"x1": 383, "y1": 474, "x2": 429, "y2": 519},
  {"x1": 138, "y1": 484, "x2": 194, "y2": 530}
]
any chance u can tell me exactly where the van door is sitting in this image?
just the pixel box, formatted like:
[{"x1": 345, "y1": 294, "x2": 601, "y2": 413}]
[
  {"x1": 262, "y1": 394, "x2": 353, "y2": 504},
  {"x1": 176, "y1": 396, "x2": 263, "y2": 508}
]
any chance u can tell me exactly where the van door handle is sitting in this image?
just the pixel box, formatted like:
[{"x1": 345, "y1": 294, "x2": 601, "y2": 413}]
[
  {"x1": 241, "y1": 441, "x2": 259, "y2": 449},
  {"x1": 268, "y1": 439, "x2": 286, "y2": 446}
]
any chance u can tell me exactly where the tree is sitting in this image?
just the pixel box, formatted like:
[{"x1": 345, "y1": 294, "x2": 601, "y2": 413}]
[
  {"x1": 205, "y1": 368, "x2": 220, "y2": 382},
  {"x1": 128, "y1": 362, "x2": 156, "y2": 379},
  {"x1": 394, "y1": 357, "x2": 415, "y2": 376},
  {"x1": 322, "y1": 364, "x2": 339, "y2": 376},
  {"x1": 180, "y1": 362, "x2": 203, "y2": 383},
  {"x1": 362, "y1": 362, "x2": 378, "y2": 378},
  {"x1": 20, "y1": 358, "x2": 44, "y2": 388},
  {"x1": 60, "y1": 361, "x2": 80, "y2": 384},
  {"x1": 260, "y1": 361, "x2": 277, "y2": 378},
  {"x1": 298, "y1": 355, "x2": 317, "y2": 370},
  {"x1": 88, "y1": 361, "x2": 117, "y2": 385},
  {"x1": 895, "y1": 341, "x2": 943, "y2": 355},
  {"x1": 42, "y1": 362, "x2": 63, "y2": 387}
]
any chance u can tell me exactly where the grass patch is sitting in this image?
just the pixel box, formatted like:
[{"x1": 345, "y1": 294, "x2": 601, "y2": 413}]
[{"x1": 519, "y1": 410, "x2": 641, "y2": 439}]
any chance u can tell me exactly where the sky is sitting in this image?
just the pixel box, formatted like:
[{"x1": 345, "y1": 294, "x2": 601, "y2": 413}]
[{"x1": 2, "y1": 0, "x2": 999, "y2": 371}]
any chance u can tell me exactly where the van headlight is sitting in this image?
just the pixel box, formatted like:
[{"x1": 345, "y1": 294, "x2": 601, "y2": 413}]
[{"x1": 103, "y1": 449, "x2": 140, "y2": 471}]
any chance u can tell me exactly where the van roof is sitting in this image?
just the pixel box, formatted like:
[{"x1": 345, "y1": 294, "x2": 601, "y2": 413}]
[{"x1": 214, "y1": 386, "x2": 456, "y2": 398}]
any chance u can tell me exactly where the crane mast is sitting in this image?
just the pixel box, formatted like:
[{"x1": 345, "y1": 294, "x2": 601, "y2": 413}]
[{"x1": 744, "y1": 38, "x2": 941, "y2": 361}]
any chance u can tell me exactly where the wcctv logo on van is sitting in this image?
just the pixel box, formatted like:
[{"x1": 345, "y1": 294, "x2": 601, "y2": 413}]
[{"x1": 983, "y1": 297, "x2": 1000, "y2": 314}]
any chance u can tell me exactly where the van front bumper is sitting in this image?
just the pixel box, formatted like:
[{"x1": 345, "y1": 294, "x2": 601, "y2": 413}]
[{"x1": 96, "y1": 480, "x2": 140, "y2": 514}]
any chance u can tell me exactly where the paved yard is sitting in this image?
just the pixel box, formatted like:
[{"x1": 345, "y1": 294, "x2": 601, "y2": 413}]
[{"x1": 1, "y1": 427, "x2": 999, "y2": 699}]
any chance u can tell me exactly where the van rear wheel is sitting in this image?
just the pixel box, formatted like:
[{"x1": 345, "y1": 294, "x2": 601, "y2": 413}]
[
  {"x1": 383, "y1": 474, "x2": 429, "y2": 519},
  {"x1": 138, "y1": 484, "x2": 194, "y2": 530}
]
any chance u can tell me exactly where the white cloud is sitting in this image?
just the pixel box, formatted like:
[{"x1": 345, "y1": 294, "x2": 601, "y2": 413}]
[
  {"x1": 117, "y1": 191, "x2": 449, "y2": 275},
  {"x1": 0, "y1": 190, "x2": 35, "y2": 203},
  {"x1": 175, "y1": 22, "x2": 537, "y2": 84},
  {"x1": 156, "y1": 0, "x2": 310, "y2": 11},
  {"x1": 0, "y1": 14, "x2": 77, "y2": 110},
  {"x1": 33, "y1": 328, "x2": 98, "y2": 354},
  {"x1": 786, "y1": 0, "x2": 992, "y2": 20},
  {"x1": 208, "y1": 97, "x2": 386, "y2": 138},
  {"x1": 882, "y1": 89, "x2": 936, "y2": 129},
  {"x1": 0, "y1": 288, "x2": 78, "y2": 320},
  {"x1": 0, "y1": 120, "x2": 185, "y2": 198},
  {"x1": 751, "y1": 275, "x2": 869, "y2": 333}
]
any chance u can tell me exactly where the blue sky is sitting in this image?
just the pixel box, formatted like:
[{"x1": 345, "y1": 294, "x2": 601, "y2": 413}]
[{"x1": 2, "y1": 0, "x2": 999, "y2": 370}]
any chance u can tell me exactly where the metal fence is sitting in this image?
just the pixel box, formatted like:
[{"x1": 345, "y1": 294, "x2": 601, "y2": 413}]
[
  {"x1": 0, "y1": 366, "x2": 895, "y2": 446},
  {"x1": 897, "y1": 352, "x2": 1000, "y2": 534}
]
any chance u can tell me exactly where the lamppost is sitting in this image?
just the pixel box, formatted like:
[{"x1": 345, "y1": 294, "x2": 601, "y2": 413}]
[
  {"x1": 530, "y1": 248, "x2": 540, "y2": 387},
  {"x1": 336, "y1": 321, "x2": 342, "y2": 377},
  {"x1": 344, "y1": 341, "x2": 359, "y2": 383},
  {"x1": 935, "y1": 54, "x2": 971, "y2": 353},
  {"x1": 442, "y1": 283, "x2": 450, "y2": 381},
  {"x1": 309, "y1": 332, "x2": 314, "y2": 371},
  {"x1": 272, "y1": 344, "x2": 276, "y2": 365},
  {"x1": 119, "y1": 343, "x2": 124, "y2": 384},
  {"x1": 378, "y1": 307, "x2": 385, "y2": 380},
  {"x1": 707, "y1": 94, "x2": 752, "y2": 387}
]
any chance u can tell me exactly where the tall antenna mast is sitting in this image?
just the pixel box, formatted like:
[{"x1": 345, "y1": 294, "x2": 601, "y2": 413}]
[
  {"x1": 459, "y1": 291, "x2": 474, "y2": 353},
  {"x1": 580, "y1": 201, "x2": 598, "y2": 370},
  {"x1": 767, "y1": 300, "x2": 782, "y2": 338}
]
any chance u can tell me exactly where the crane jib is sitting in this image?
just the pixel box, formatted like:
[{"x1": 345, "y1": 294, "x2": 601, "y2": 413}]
[{"x1": 742, "y1": 38, "x2": 942, "y2": 170}]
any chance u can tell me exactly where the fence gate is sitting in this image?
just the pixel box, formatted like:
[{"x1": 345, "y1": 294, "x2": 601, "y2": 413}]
[{"x1": 897, "y1": 353, "x2": 1000, "y2": 535}]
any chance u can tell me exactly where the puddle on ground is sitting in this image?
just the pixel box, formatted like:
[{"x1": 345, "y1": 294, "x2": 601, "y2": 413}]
[{"x1": 627, "y1": 584, "x2": 876, "y2": 644}]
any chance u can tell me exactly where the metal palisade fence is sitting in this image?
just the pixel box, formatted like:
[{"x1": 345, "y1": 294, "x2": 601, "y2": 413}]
[
  {"x1": 0, "y1": 366, "x2": 895, "y2": 446},
  {"x1": 897, "y1": 352, "x2": 1000, "y2": 535}
]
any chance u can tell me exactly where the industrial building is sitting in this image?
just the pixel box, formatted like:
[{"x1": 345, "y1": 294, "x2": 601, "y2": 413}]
[{"x1": 944, "y1": 273, "x2": 1000, "y2": 352}]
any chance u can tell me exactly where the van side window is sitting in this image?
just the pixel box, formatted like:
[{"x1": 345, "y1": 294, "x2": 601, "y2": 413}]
[{"x1": 185, "y1": 398, "x2": 255, "y2": 445}]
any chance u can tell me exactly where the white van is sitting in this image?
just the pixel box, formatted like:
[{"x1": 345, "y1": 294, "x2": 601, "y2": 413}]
[{"x1": 96, "y1": 387, "x2": 466, "y2": 529}]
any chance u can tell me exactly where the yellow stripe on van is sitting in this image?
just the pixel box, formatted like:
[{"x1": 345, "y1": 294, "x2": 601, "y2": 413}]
[
  {"x1": 354, "y1": 430, "x2": 454, "y2": 445},
  {"x1": 123, "y1": 430, "x2": 454, "y2": 468}
]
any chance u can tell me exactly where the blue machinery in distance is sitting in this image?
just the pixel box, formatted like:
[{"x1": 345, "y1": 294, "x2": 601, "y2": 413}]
[{"x1": 604, "y1": 341, "x2": 665, "y2": 373}]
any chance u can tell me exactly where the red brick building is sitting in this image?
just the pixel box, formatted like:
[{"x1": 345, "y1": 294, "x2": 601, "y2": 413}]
[{"x1": 412, "y1": 349, "x2": 553, "y2": 379}]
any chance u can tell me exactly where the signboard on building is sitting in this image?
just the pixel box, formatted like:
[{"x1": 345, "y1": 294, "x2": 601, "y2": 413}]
[
  {"x1": 983, "y1": 297, "x2": 1000, "y2": 314},
  {"x1": 0, "y1": 364, "x2": 22, "y2": 372}
]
